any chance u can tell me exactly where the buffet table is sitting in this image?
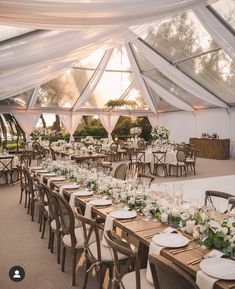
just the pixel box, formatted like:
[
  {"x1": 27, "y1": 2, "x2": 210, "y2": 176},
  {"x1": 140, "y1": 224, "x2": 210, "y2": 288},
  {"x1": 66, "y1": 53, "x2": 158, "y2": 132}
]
[{"x1": 189, "y1": 138, "x2": 230, "y2": 160}]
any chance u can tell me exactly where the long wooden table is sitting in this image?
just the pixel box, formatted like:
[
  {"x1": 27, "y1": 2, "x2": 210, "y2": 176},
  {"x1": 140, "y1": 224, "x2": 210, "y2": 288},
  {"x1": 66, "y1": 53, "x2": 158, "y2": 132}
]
[
  {"x1": 53, "y1": 150, "x2": 106, "y2": 163},
  {"x1": 39, "y1": 173, "x2": 234, "y2": 289}
]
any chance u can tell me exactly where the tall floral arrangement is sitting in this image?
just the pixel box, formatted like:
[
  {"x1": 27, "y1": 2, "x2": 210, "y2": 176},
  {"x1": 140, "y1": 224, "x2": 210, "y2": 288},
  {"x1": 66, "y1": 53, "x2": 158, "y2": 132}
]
[
  {"x1": 130, "y1": 127, "x2": 142, "y2": 136},
  {"x1": 151, "y1": 125, "x2": 170, "y2": 144}
]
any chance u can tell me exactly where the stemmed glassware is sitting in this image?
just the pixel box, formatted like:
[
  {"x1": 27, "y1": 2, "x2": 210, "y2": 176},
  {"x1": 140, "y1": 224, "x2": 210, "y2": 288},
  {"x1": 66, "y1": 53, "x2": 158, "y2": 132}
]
[{"x1": 227, "y1": 197, "x2": 235, "y2": 221}]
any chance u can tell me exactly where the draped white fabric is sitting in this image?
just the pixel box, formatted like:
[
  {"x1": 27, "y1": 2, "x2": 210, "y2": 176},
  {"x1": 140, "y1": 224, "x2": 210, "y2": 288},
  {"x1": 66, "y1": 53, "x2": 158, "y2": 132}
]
[
  {"x1": 0, "y1": 0, "x2": 212, "y2": 29},
  {"x1": 125, "y1": 43, "x2": 157, "y2": 112},
  {"x1": 99, "y1": 115, "x2": 119, "y2": 141},
  {"x1": 133, "y1": 39, "x2": 229, "y2": 109},
  {"x1": 73, "y1": 49, "x2": 113, "y2": 109},
  {"x1": 143, "y1": 75, "x2": 195, "y2": 112},
  {"x1": 0, "y1": 61, "x2": 73, "y2": 100},
  {"x1": 194, "y1": 6, "x2": 235, "y2": 61},
  {"x1": 0, "y1": 28, "x2": 137, "y2": 71},
  {"x1": 14, "y1": 112, "x2": 40, "y2": 141},
  {"x1": 148, "y1": 115, "x2": 158, "y2": 127},
  {"x1": 60, "y1": 114, "x2": 82, "y2": 142}
]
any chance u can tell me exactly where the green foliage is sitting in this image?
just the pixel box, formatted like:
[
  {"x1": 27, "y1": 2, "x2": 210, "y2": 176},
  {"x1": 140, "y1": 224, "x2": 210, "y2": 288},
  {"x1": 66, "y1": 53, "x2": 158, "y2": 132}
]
[
  {"x1": 74, "y1": 125, "x2": 107, "y2": 138},
  {"x1": 203, "y1": 228, "x2": 229, "y2": 250},
  {"x1": 105, "y1": 99, "x2": 138, "y2": 109}
]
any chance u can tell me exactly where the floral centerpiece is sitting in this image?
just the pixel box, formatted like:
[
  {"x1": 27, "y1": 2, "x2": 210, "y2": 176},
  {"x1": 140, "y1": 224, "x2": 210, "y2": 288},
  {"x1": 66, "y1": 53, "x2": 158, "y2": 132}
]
[
  {"x1": 130, "y1": 127, "x2": 142, "y2": 137},
  {"x1": 127, "y1": 194, "x2": 147, "y2": 214},
  {"x1": 151, "y1": 125, "x2": 170, "y2": 145}
]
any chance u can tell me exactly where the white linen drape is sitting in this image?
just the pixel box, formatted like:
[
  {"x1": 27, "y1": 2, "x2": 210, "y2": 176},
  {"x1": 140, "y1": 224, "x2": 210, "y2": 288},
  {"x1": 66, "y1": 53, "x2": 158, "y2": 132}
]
[
  {"x1": 99, "y1": 115, "x2": 119, "y2": 141},
  {"x1": 0, "y1": 0, "x2": 212, "y2": 29},
  {"x1": 125, "y1": 43, "x2": 157, "y2": 112},
  {"x1": 143, "y1": 75, "x2": 194, "y2": 111},
  {"x1": 14, "y1": 112, "x2": 40, "y2": 142},
  {"x1": 60, "y1": 114, "x2": 82, "y2": 142},
  {"x1": 148, "y1": 115, "x2": 158, "y2": 128},
  {"x1": 133, "y1": 39, "x2": 229, "y2": 109},
  {"x1": 73, "y1": 49, "x2": 113, "y2": 109},
  {"x1": 194, "y1": 6, "x2": 235, "y2": 61}
]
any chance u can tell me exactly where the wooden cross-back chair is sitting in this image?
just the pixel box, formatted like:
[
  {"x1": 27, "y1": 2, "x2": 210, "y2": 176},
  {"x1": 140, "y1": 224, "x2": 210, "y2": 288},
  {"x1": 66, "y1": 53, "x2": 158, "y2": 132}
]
[
  {"x1": 152, "y1": 151, "x2": 167, "y2": 177},
  {"x1": 53, "y1": 192, "x2": 84, "y2": 286},
  {"x1": 149, "y1": 254, "x2": 199, "y2": 289},
  {"x1": 0, "y1": 155, "x2": 14, "y2": 185},
  {"x1": 74, "y1": 208, "x2": 128, "y2": 289},
  {"x1": 137, "y1": 173, "x2": 155, "y2": 188},
  {"x1": 114, "y1": 163, "x2": 128, "y2": 180},
  {"x1": 205, "y1": 190, "x2": 234, "y2": 213},
  {"x1": 104, "y1": 230, "x2": 153, "y2": 289}
]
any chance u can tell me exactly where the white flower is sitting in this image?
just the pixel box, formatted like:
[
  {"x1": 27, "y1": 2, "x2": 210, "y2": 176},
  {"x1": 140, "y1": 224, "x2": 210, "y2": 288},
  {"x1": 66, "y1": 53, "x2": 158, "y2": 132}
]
[
  {"x1": 221, "y1": 227, "x2": 229, "y2": 235},
  {"x1": 181, "y1": 212, "x2": 190, "y2": 221}
]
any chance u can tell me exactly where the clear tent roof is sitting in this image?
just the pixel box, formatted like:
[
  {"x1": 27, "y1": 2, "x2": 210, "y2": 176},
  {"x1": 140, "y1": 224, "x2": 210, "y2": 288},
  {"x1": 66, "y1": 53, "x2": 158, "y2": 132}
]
[{"x1": 0, "y1": 0, "x2": 234, "y2": 114}]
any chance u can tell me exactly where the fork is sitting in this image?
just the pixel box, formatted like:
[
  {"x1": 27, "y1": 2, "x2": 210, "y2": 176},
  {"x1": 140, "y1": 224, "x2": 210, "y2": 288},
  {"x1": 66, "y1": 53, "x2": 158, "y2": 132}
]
[{"x1": 171, "y1": 245, "x2": 200, "y2": 255}]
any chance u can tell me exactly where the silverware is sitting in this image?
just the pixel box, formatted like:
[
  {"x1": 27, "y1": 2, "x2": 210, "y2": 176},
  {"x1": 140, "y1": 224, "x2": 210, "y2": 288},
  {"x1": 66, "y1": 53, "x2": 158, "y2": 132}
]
[
  {"x1": 171, "y1": 245, "x2": 200, "y2": 255},
  {"x1": 187, "y1": 253, "x2": 210, "y2": 265}
]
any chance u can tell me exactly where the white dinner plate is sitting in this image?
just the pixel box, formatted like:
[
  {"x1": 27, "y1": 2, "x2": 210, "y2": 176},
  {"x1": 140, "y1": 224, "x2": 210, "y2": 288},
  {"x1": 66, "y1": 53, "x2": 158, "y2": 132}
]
[
  {"x1": 152, "y1": 233, "x2": 189, "y2": 248},
  {"x1": 50, "y1": 177, "x2": 66, "y2": 181},
  {"x1": 73, "y1": 190, "x2": 93, "y2": 197},
  {"x1": 89, "y1": 199, "x2": 112, "y2": 206},
  {"x1": 109, "y1": 210, "x2": 137, "y2": 219},
  {"x1": 200, "y1": 258, "x2": 235, "y2": 280},
  {"x1": 62, "y1": 184, "x2": 80, "y2": 190},
  {"x1": 43, "y1": 173, "x2": 57, "y2": 177},
  {"x1": 37, "y1": 170, "x2": 49, "y2": 173}
]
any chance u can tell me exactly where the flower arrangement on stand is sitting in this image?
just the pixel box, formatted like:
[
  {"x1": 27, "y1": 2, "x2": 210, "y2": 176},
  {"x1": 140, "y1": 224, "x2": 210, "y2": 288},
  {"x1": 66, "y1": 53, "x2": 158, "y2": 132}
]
[
  {"x1": 130, "y1": 127, "x2": 142, "y2": 137},
  {"x1": 151, "y1": 125, "x2": 170, "y2": 145}
]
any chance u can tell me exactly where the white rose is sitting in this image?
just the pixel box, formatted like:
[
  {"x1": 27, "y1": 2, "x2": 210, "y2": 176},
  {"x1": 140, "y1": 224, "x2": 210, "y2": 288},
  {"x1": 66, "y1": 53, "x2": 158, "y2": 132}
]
[{"x1": 221, "y1": 227, "x2": 229, "y2": 235}]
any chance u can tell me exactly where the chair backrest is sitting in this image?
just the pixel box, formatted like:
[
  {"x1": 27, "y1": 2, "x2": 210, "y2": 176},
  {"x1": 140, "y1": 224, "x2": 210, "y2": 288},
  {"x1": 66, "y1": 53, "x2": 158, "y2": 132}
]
[
  {"x1": 53, "y1": 192, "x2": 76, "y2": 248},
  {"x1": 176, "y1": 150, "x2": 186, "y2": 163},
  {"x1": 19, "y1": 150, "x2": 32, "y2": 167},
  {"x1": 104, "y1": 230, "x2": 141, "y2": 289},
  {"x1": 118, "y1": 140, "x2": 125, "y2": 149},
  {"x1": 32, "y1": 141, "x2": 41, "y2": 151},
  {"x1": 50, "y1": 147, "x2": 56, "y2": 160},
  {"x1": 149, "y1": 254, "x2": 199, "y2": 289},
  {"x1": 137, "y1": 139, "x2": 146, "y2": 150},
  {"x1": 114, "y1": 163, "x2": 128, "y2": 180},
  {"x1": 136, "y1": 151, "x2": 145, "y2": 163},
  {"x1": 152, "y1": 151, "x2": 167, "y2": 165},
  {"x1": 0, "y1": 156, "x2": 13, "y2": 172},
  {"x1": 205, "y1": 190, "x2": 234, "y2": 212},
  {"x1": 138, "y1": 173, "x2": 155, "y2": 187},
  {"x1": 74, "y1": 208, "x2": 102, "y2": 262},
  {"x1": 23, "y1": 167, "x2": 34, "y2": 195},
  {"x1": 110, "y1": 142, "x2": 118, "y2": 152},
  {"x1": 40, "y1": 183, "x2": 60, "y2": 225}
]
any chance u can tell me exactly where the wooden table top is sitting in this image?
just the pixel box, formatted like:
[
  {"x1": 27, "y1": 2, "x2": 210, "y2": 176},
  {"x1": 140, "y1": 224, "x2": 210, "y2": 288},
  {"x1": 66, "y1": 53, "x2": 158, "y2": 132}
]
[{"x1": 37, "y1": 172, "x2": 235, "y2": 289}]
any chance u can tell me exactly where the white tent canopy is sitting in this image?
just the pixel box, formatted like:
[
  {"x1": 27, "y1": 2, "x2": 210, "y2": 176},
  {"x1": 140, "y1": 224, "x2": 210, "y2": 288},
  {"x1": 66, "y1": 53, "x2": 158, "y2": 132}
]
[{"x1": 0, "y1": 0, "x2": 234, "y2": 144}]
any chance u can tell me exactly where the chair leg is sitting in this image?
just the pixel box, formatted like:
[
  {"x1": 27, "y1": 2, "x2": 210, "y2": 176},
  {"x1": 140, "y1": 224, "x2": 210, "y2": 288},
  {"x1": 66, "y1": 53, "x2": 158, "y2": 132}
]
[
  {"x1": 61, "y1": 245, "x2": 66, "y2": 272},
  {"x1": 24, "y1": 192, "x2": 28, "y2": 208},
  {"x1": 48, "y1": 226, "x2": 52, "y2": 249},
  {"x1": 50, "y1": 231, "x2": 55, "y2": 253},
  {"x1": 19, "y1": 187, "x2": 24, "y2": 204},
  {"x1": 27, "y1": 198, "x2": 31, "y2": 214},
  {"x1": 98, "y1": 264, "x2": 107, "y2": 289},
  {"x1": 56, "y1": 234, "x2": 61, "y2": 264},
  {"x1": 41, "y1": 214, "x2": 46, "y2": 239},
  {"x1": 72, "y1": 250, "x2": 77, "y2": 286},
  {"x1": 82, "y1": 258, "x2": 90, "y2": 289},
  {"x1": 31, "y1": 200, "x2": 35, "y2": 222}
]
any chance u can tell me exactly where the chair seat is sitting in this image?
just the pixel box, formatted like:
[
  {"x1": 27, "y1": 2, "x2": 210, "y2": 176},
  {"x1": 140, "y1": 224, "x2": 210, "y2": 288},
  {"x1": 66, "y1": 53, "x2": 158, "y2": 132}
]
[
  {"x1": 102, "y1": 161, "x2": 112, "y2": 166},
  {"x1": 51, "y1": 218, "x2": 81, "y2": 231},
  {"x1": 186, "y1": 158, "x2": 195, "y2": 162},
  {"x1": 122, "y1": 269, "x2": 154, "y2": 289},
  {"x1": 62, "y1": 227, "x2": 96, "y2": 249},
  {"x1": 88, "y1": 242, "x2": 127, "y2": 262},
  {"x1": 169, "y1": 161, "x2": 186, "y2": 166}
]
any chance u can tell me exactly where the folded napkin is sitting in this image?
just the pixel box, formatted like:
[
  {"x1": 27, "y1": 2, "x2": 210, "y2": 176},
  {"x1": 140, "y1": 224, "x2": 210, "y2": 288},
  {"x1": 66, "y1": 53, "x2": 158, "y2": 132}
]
[
  {"x1": 102, "y1": 215, "x2": 114, "y2": 247},
  {"x1": 69, "y1": 191, "x2": 82, "y2": 209},
  {"x1": 47, "y1": 177, "x2": 65, "y2": 187},
  {"x1": 84, "y1": 203, "x2": 92, "y2": 219},
  {"x1": 40, "y1": 173, "x2": 56, "y2": 184},
  {"x1": 146, "y1": 241, "x2": 165, "y2": 283},
  {"x1": 196, "y1": 270, "x2": 218, "y2": 289},
  {"x1": 59, "y1": 184, "x2": 77, "y2": 195}
]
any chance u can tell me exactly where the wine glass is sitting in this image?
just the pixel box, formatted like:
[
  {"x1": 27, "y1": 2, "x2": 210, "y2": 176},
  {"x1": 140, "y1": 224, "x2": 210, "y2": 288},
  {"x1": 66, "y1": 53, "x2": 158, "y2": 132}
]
[{"x1": 227, "y1": 197, "x2": 235, "y2": 221}]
